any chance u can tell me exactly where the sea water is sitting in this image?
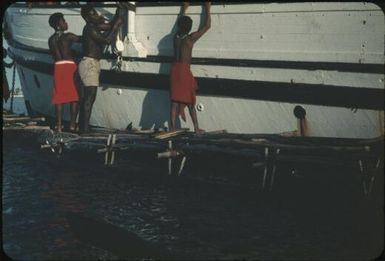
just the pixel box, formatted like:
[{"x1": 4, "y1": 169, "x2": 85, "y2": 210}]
[{"x1": 2, "y1": 99, "x2": 384, "y2": 260}]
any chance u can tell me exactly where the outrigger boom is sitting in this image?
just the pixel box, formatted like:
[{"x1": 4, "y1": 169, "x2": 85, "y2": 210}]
[{"x1": 3, "y1": 110, "x2": 384, "y2": 196}]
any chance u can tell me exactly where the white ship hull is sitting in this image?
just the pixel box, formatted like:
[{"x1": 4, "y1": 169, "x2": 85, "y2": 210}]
[{"x1": 4, "y1": 2, "x2": 385, "y2": 138}]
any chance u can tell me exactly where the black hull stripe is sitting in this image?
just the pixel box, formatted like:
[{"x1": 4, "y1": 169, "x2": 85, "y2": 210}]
[
  {"x1": 11, "y1": 53, "x2": 384, "y2": 111},
  {"x1": 102, "y1": 71, "x2": 384, "y2": 111},
  {"x1": 127, "y1": 56, "x2": 385, "y2": 74},
  {"x1": 7, "y1": 39, "x2": 384, "y2": 74}
]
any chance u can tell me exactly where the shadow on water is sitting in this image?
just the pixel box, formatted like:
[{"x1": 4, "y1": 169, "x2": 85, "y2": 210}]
[{"x1": 65, "y1": 212, "x2": 176, "y2": 260}]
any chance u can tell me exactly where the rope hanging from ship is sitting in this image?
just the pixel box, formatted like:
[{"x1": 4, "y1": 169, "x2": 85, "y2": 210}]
[
  {"x1": 3, "y1": 13, "x2": 17, "y2": 111},
  {"x1": 3, "y1": 47, "x2": 16, "y2": 112},
  {"x1": 10, "y1": 63, "x2": 17, "y2": 112},
  {"x1": 109, "y1": 1, "x2": 129, "y2": 72},
  {"x1": 111, "y1": 27, "x2": 124, "y2": 72},
  {"x1": 103, "y1": 28, "x2": 123, "y2": 72}
]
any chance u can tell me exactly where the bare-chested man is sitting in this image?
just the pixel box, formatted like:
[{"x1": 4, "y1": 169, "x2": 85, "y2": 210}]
[
  {"x1": 78, "y1": 4, "x2": 126, "y2": 134},
  {"x1": 170, "y1": 1, "x2": 211, "y2": 134},
  {"x1": 48, "y1": 12, "x2": 81, "y2": 132}
]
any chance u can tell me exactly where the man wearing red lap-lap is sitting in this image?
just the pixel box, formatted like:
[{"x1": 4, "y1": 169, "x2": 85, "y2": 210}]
[
  {"x1": 170, "y1": 1, "x2": 211, "y2": 134},
  {"x1": 48, "y1": 13, "x2": 81, "y2": 132}
]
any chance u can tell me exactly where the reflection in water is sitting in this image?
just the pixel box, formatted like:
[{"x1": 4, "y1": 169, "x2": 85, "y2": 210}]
[{"x1": 3, "y1": 143, "x2": 383, "y2": 260}]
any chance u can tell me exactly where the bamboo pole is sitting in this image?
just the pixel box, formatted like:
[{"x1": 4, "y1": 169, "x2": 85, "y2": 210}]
[
  {"x1": 178, "y1": 156, "x2": 187, "y2": 176},
  {"x1": 110, "y1": 134, "x2": 117, "y2": 165},
  {"x1": 168, "y1": 140, "x2": 172, "y2": 175},
  {"x1": 261, "y1": 147, "x2": 269, "y2": 190},
  {"x1": 157, "y1": 150, "x2": 180, "y2": 159},
  {"x1": 4, "y1": 117, "x2": 45, "y2": 122},
  {"x1": 105, "y1": 134, "x2": 112, "y2": 165}
]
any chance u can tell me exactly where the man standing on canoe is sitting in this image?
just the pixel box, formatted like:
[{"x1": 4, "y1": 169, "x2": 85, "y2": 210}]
[
  {"x1": 78, "y1": 4, "x2": 126, "y2": 134},
  {"x1": 169, "y1": 1, "x2": 211, "y2": 134},
  {"x1": 48, "y1": 12, "x2": 81, "y2": 132}
]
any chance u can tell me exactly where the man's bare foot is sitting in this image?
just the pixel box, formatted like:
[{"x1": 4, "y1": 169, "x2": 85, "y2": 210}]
[
  {"x1": 68, "y1": 125, "x2": 77, "y2": 133},
  {"x1": 194, "y1": 128, "x2": 205, "y2": 134},
  {"x1": 54, "y1": 125, "x2": 63, "y2": 133}
]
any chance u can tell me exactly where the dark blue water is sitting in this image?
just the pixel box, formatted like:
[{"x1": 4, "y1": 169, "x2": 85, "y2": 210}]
[
  {"x1": 3, "y1": 99, "x2": 384, "y2": 260},
  {"x1": 3, "y1": 139, "x2": 384, "y2": 260}
]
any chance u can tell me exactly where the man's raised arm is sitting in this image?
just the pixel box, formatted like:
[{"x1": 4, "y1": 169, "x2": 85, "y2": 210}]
[
  {"x1": 95, "y1": 4, "x2": 126, "y2": 31},
  {"x1": 89, "y1": 19, "x2": 122, "y2": 45},
  {"x1": 189, "y1": 2, "x2": 211, "y2": 43},
  {"x1": 109, "y1": 3, "x2": 126, "y2": 27},
  {"x1": 181, "y1": 2, "x2": 189, "y2": 15}
]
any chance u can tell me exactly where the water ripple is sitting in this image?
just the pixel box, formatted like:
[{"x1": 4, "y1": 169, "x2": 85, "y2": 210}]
[{"x1": 3, "y1": 142, "x2": 383, "y2": 260}]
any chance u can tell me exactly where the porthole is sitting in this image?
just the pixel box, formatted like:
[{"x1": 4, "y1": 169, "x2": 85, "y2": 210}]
[
  {"x1": 196, "y1": 103, "x2": 204, "y2": 112},
  {"x1": 293, "y1": 105, "x2": 306, "y2": 119}
]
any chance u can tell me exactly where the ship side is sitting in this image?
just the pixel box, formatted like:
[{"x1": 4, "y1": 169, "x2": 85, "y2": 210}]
[{"x1": 4, "y1": 2, "x2": 385, "y2": 138}]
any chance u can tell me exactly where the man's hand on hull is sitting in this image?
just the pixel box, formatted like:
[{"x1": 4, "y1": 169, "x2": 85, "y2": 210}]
[
  {"x1": 116, "y1": 17, "x2": 123, "y2": 27},
  {"x1": 117, "y1": 2, "x2": 132, "y2": 9}
]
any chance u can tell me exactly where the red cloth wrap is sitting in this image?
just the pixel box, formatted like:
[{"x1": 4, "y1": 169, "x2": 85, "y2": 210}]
[
  {"x1": 52, "y1": 62, "x2": 79, "y2": 104},
  {"x1": 170, "y1": 62, "x2": 197, "y2": 121}
]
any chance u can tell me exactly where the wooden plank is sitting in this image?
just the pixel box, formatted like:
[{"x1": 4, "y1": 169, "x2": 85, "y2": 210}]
[
  {"x1": 200, "y1": 138, "x2": 371, "y2": 152},
  {"x1": 154, "y1": 129, "x2": 189, "y2": 140},
  {"x1": 251, "y1": 138, "x2": 372, "y2": 152},
  {"x1": 202, "y1": 129, "x2": 227, "y2": 135},
  {"x1": 66, "y1": 141, "x2": 107, "y2": 148},
  {"x1": 3, "y1": 113, "x2": 23, "y2": 118},
  {"x1": 3, "y1": 125, "x2": 51, "y2": 130},
  {"x1": 182, "y1": 137, "x2": 372, "y2": 154},
  {"x1": 131, "y1": 129, "x2": 156, "y2": 134}
]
